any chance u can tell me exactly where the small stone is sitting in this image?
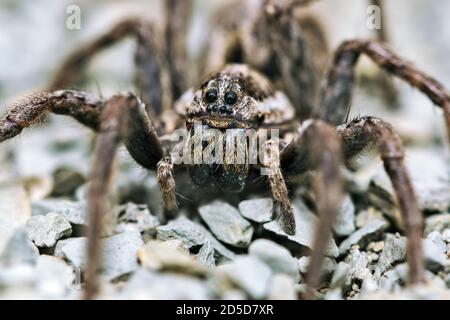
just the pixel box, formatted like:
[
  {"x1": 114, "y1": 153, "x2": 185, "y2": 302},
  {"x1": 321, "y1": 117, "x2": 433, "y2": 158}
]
[
  {"x1": 427, "y1": 231, "x2": 447, "y2": 254},
  {"x1": 156, "y1": 216, "x2": 235, "y2": 261},
  {"x1": 25, "y1": 212, "x2": 72, "y2": 247},
  {"x1": 356, "y1": 207, "x2": 385, "y2": 229},
  {"x1": 423, "y1": 238, "x2": 447, "y2": 273},
  {"x1": 333, "y1": 194, "x2": 356, "y2": 237},
  {"x1": 115, "y1": 202, "x2": 160, "y2": 234},
  {"x1": 196, "y1": 242, "x2": 216, "y2": 268},
  {"x1": 424, "y1": 213, "x2": 450, "y2": 236},
  {"x1": 54, "y1": 238, "x2": 78, "y2": 258},
  {"x1": 417, "y1": 186, "x2": 450, "y2": 213},
  {"x1": 378, "y1": 268, "x2": 402, "y2": 291},
  {"x1": 298, "y1": 256, "x2": 336, "y2": 281},
  {"x1": 35, "y1": 255, "x2": 76, "y2": 299},
  {"x1": 330, "y1": 261, "x2": 352, "y2": 289},
  {"x1": 50, "y1": 167, "x2": 85, "y2": 197},
  {"x1": 199, "y1": 201, "x2": 254, "y2": 248},
  {"x1": 367, "y1": 241, "x2": 385, "y2": 253},
  {"x1": 120, "y1": 269, "x2": 211, "y2": 299},
  {"x1": 345, "y1": 249, "x2": 371, "y2": 281},
  {"x1": 238, "y1": 198, "x2": 273, "y2": 223},
  {"x1": 442, "y1": 229, "x2": 450, "y2": 243},
  {"x1": 376, "y1": 234, "x2": 406, "y2": 275},
  {"x1": 263, "y1": 199, "x2": 339, "y2": 257},
  {"x1": 249, "y1": 239, "x2": 299, "y2": 281},
  {"x1": 370, "y1": 253, "x2": 379, "y2": 262},
  {"x1": 0, "y1": 228, "x2": 39, "y2": 266},
  {"x1": 368, "y1": 176, "x2": 402, "y2": 229},
  {"x1": 339, "y1": 220, "x2": 387, "y2": 256},
  {"x1": 61, "y1": 232, "x2": 144, "y2": 281},
  {"x1": 360, "y1": 277, "x2": 378, "y2": 294},
  {"x1": 137, "y1": 240, "x2": 207, "y2": 276},
  {"x1": 267, "y1": 274, "x2": 297, "y2": 300},
  {"x1": 217, "y1": 256, "x2": 272, "y2": 299},
  {"x1": 32, "y1": 199, "x2": 87, "y2": 226},
  {"x1": 402, "y1": 149, "x2": 450, "y2": 213}
]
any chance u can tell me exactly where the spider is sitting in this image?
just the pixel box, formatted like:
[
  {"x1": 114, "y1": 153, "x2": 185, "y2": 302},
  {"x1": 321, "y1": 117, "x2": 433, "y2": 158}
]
[{"x1": 1, "y1": 0, "x2": 449, "y2": 299}]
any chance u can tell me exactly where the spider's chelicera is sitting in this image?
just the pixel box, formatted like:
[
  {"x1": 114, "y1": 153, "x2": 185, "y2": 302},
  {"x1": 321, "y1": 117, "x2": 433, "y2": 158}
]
[{"x1": 1, "y1": 0, "x2": 449, "y2": 300}]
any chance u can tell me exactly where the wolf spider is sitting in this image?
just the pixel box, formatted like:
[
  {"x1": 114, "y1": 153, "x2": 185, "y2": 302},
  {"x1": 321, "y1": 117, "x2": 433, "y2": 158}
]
[{"x1": 1, "y1": 0, "x2": 449, "y2": 299}]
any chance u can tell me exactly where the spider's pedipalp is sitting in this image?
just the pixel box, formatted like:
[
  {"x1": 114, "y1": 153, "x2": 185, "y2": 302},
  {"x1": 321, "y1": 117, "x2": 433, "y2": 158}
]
[
  {"x1": 157, "y1": 156, "x2": 178, "y2": 219},
  {"x1": 263, "y1": 139, "x2": 296, "y2": 235},
  {"x1": 337, "y1": 116, "x2": 425, "y2": 285}
]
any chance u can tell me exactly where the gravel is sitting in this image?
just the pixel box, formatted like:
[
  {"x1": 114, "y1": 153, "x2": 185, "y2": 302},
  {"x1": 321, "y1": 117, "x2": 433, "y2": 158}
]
[
  {"x1": 217, "y1": 256, "x2": 272, "y2": 299},
  {"x1": 345, "y1": 249, "x2": 371, "y2": 281},
  {"x1": 115, "y1": 202, "x2": 160, "y2": 234},
  {"x1": 60, "y1": 232, "x2": 144, "y2": 281},
  {"x1": 25, "y1": 212, "x2": 72, "y2": 247},
  {"x1": 267, "y1": 274, "x2": 297, "y2": 300},
  {"x1": 0, "y1": 228, "x2": 39, "y2": 266},
  {"x1": 32, "y1": 199, "x2": 87, "y2": 227},
  {"x1": 196, "y1": 242, "x2": 216, "y2": 268},
  {"x1": 298, "y1": 256, "x2": 336, "y2": 280},
  {"x1": 137, "y1": 240, "x2": 207, "y2": 276},
  {"x1": 333, "y1": 194, "x2": 356, "y2": 237},
  {"x1": 338, "y1": 220, "x2": 387, "y2": 256},
  {"x1": 376, "y1": 234, "x2": 407, "y2": 275},
  {"x1": 238, "y1": 198, "x2": 273, "y2": 223},
  {"x1": 249, "y1": 239, "x2": 299, "y2": 281},
  {"x1": 35, "y1": 255, "x2": 76, "y2": 298},
  {"x1": 263, "y1": 199, "x2": 339, "y2": 257},
  {"x1": 156, "y1": 216, "x2": 235, "y2": 261},
  {"x1": 442, "y1": 229, "x2": 450, "y2": 243},
  {"x1": 355, "y1": 207, "x2": 386, "y2": 229},
  {"x1": 427, "y1": 231, "x2": 447, "y2": 254},
  {"x1": 199, "y1": 201, "x2": 254, "y2": 248},
  {"x1": 120, "y1": 268, "x2": 212, "y2": 300},
  {"x1": 422, "y1": 238, "x2": 448, "y2": 273},
  {"x1": 425, "y1": 213, "x2": 450, "y2": 236}
]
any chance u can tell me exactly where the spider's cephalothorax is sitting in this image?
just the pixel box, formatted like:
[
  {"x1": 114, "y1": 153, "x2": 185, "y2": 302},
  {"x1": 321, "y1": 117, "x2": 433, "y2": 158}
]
[{"x1": 184, "y1": 64, "x2": 294, "y2": 192}]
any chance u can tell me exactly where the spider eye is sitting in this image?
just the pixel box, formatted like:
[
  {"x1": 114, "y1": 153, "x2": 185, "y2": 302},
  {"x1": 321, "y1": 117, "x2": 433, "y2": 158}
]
[
  {"x1": 205, "y1": 89, "x2": 218, "y2": 103},
  {"x1": 224, "y1": 91, "x2": 238, "y2": 105}
]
